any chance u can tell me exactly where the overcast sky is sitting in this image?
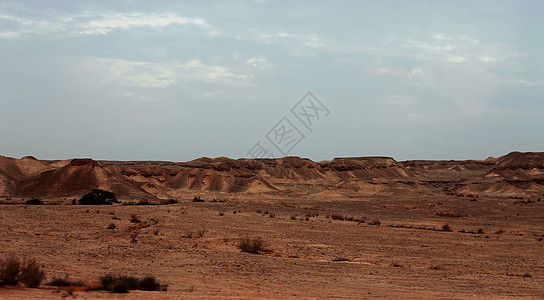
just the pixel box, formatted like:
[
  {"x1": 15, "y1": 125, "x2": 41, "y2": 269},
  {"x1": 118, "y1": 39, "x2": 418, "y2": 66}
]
[{"x1": 0, "y1": 0, "x2": 542, "y2": 162}]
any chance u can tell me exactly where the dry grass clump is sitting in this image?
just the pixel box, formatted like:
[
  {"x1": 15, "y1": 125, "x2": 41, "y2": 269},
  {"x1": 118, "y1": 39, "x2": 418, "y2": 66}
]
[
  {"x1": 47, "y1": 276, "x2": 86, "y2": 287},
  {"x1": 0, "y1": 255, "x2": 21, "y2": 285},
  {"x1": 0, "y1": 255, "x2": 45, "y2": 288},
  {"x1": 330, "y1": 214, "x2": 345, "y2": 221},
  {"x1": 436, "y1": 211, "x2": 463, "y2": 218},
  {"x1": 130, "y1": 214, "x2": 141, "y2": 223},
  {"x1": 97, "y1": 274, "x2": 166, "y2": 293},
  {"x1": 238, "y1": 238, "x2": 267, "y2": 254},
  {"x1": 369, "y1": 219, "x2": 381, "y2": 226},
  {"x1": 183, "y1": 228, "x2": 206, "y2": 239}
]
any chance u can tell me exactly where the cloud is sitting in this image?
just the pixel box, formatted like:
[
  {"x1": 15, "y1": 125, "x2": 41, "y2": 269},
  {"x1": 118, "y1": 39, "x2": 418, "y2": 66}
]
[
  {"x1": 76, "y1": 57, "x2": 252, "y2": 88},
  {"x1": 78, "y1": 13, "x2": 212, "y2": 35},
  {"x1": 246, "y1": 57, "x2": 271, "y2": 70},
  {"x1": 0, "y1": 9, "x2": 215, "y2": 38},
  {"x1": 239, "y1": 30, "x2": 337, "y2": 54}
]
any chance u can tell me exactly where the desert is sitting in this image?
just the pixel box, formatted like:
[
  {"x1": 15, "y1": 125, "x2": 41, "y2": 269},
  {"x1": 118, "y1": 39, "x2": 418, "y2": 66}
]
[{"x1": 0, "y1": 152, "x2": 543, "y2": 299}]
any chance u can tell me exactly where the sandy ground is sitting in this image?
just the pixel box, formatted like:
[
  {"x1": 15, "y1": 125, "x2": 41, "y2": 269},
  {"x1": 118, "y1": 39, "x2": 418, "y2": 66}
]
[{"x1": 0, "y1": 195, "x2": 543, "y2": 299}]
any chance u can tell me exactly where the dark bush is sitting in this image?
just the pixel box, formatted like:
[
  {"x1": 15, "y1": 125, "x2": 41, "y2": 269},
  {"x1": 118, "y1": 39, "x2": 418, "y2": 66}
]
[
  {"x1": 135, "y1": 199, "x2": 150, "y2": 205},
  {"x1": 192, "y1": 196, "x2": 204, "y2": 202},
  {"x1": 369, "y1": 219, "x2": 381, "y2": 226},
  {"x1": 138, "y1": 276, "x2": 161, "y2": 291},
  {"x1": 78, "y1": 189, "x2": 119, "y2": 205},
  {"x1": 98, "y1": 274, "x2": 165, "y2": 293},
  {"x1": 25, "y1": 197, "x2": 44, "y2": 205},
  {"x1": 47, "y1": 276, "x2": 85, "y2": 287},
  {"x1": 0, "y1": 255, "x2": 21, "y2": 285},
  {"x1": 162, "y1": 199, "x2": 179, "y2": 205},
  {"x1": 331, "y1": 214, "x2": 345, "y2": 221},
  {"x1": 238, "y1": 238, "x2": 267, "y2": 254},
  {"x1": 19, "y1": 258, "x2": 45, "y2": 288},
  {"x1": 442, "y1": 224, "x2": 452, "y2": 232}
]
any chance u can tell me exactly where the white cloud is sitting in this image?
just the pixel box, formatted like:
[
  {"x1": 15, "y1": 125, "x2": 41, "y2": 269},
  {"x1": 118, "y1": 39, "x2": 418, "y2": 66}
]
[
  {"x1": 447, "y1": 56, "x2": 466, "y2": 63},
  {"x1": 240, "y1": 30, "x2": 337, "y2": 53},
  {"x1": 76, "y1": 57, "x2": 252, "y2": 88},
  {"x1": 0, "y1": 10, "x2": 215, "y2": 38},
  {"x1": 246, "y1": 57, "x2": 271, "y2": 70},
  {"x1": 79, "y1": 13, "x2": 212, "y2": 35}
]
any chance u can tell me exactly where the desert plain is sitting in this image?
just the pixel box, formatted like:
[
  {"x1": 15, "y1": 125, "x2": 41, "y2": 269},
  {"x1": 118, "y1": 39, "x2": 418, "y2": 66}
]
[{"x1": 0, "y1": 152, "x2": 543, "y2": 299}]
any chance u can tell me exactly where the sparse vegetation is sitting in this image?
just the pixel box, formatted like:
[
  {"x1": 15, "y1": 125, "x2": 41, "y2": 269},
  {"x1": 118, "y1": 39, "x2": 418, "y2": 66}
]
[
  {"x1": 192, "y1": 196, "x2": 204, "y2": 202},
  {"x1": 184, "y1": 228, "x2": 206, "y2": 239},
  {"x1": 107, "y1": 223, "x2": 116, "y2": 229},
  {"x1": 47, "y1": 276, "x2": 86, "y2": 287},
  {"x1": 238, "y1": 238, "x2": 267, "y2": 254},
  {"x1": 136, "y1": 199, "x2": 150, "y2": 205},
  {"x1": 442, "y1": 224, "x2": 452, "y2": 232},
  {"x1": 436, "y1": 211, "x2": 463, "y2": 218},
  {"x1": 331, "y1": 214, "x2": 345, "y2": 221},
  {"x1": 25, "y1": 197, "x2": 43, "y2": 205},
  {"x1": 0, "y1": 255, "x2": 44, "y2": 288},
  {"x1": 162, "y1": 199, "x2": 179, "y2": 205},
  {"x1": 19, "y1": 258, "x2": 45, "y2": 288},
  {"x1": 98, "y1": 274, "x2": 166, "y2": 293},
  {"x1": 130, "y1": 231, "x2": 139, "y2": 243},
  {"x1": 130, "y1": 214, "x2": 141, "y2": 223},
  {"x1": 78, "y1": 189, "x2": 118, "y2": 205},
  {"x1": 369, "y1": 219, "x2": 381, "y2": 226},
  {"x1": 0, "y1": 255, "x2": 21, "y2": 285}
]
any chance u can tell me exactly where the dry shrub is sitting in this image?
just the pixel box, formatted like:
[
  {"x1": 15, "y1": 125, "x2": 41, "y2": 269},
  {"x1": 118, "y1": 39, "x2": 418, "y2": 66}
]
[
  {"x1": 442, "y1": 224, "x2": 452, "y2": 232},
  {"x1": 0, "y1": 256, "x2": 44, "y2": 288},
  {"x1": 20, "y1": 258, "x2": 45, "y2": 288},
  {"x1": 238, "y1": 238, "x2": 267, "y2": 254},
  {"x1": 47, "y1": 276, "x2": 85, "y2": 287},
  {"x1": 98, "y1": 274, "x2": 165, "y2": 293},
  {"x1": 26, "y1": 197, "x2": 44, "y2": 205},
  {"x1": 369, "y1": 219, "x2": 381, "y2": 226},
  {"x1": 331, "y1": 214, "x2": 345, "y2": 221},
  {"x1": 130, "y1": 214, "x2": 141, "y2": 223},
  {"x1": 107, "y1": 223, "x2": 116, "y2": 230},
  {"x1": 0, "y1": 255, "x2": 20, "y2": 285},
  {"x1": 184, "y1": 228, "x2": 206, "y2": 239}
]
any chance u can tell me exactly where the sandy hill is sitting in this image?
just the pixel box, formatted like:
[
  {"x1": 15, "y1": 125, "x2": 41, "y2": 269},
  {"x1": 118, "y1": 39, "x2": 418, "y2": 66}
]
[{"x1": 0, "y1": 152, "x2": 543, "y2": 200}]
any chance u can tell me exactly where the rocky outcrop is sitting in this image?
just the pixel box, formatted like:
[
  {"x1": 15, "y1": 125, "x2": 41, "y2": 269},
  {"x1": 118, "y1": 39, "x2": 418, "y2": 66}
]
[{"x1": 0, "y1": 152, "x2": 543, "y2": 200}]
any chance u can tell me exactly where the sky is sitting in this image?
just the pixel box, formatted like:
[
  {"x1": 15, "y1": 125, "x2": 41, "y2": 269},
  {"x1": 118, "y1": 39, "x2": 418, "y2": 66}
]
[{"x1": 0, "y1": 0, "x2": 542, "y2": 162}]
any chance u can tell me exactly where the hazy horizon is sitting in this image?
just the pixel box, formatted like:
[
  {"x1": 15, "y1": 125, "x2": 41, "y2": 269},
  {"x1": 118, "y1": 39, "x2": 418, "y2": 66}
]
[{"x1": 1, "y1": 1, "x2": 542, "y2": 162}]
